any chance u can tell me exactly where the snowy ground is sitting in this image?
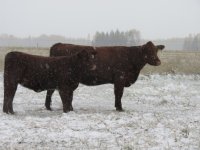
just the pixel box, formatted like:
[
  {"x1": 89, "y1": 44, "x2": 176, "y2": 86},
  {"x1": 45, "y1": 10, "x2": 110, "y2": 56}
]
[{"x1": 0, "y1": 73, "x2": 200, "y2": 149}]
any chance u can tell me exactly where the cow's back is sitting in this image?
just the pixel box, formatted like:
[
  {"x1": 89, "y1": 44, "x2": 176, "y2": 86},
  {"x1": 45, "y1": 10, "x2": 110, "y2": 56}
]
[
  {"x1": 50, "y1": 43, "x2": 94, "y2": 57},
  {"x1": 4, "y1": 52, "x2": 27, "y2": 74},
  {"x1": 50, "y1": 43, "x2": 130, "y2": 66}
]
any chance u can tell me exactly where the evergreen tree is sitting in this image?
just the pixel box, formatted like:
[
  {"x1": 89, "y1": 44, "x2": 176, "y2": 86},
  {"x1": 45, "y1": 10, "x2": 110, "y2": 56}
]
[{"x1": 93, "y1": 29, "x2": 141, "y2": 46}]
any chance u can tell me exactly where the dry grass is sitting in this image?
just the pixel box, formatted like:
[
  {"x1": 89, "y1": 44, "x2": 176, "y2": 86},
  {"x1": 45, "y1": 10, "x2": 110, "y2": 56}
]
[
  {"x1": 0, "y1": 47, "x2": 200, "y2": 74},
  {"x1": 0, "y1": 47, "x2": 49, "y2": 71},
  {"x1": 142, "y1": 51, "x2": 200, "y2": 74}
]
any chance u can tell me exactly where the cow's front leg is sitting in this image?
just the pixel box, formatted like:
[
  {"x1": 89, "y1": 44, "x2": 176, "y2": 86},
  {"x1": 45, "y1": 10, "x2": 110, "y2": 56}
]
[
  {"x1": 58, "y1": 88, "x2": 72, "y2": 113},
  {"x1": 114, "y1": 77, "x2": 125, "y2": 111}
]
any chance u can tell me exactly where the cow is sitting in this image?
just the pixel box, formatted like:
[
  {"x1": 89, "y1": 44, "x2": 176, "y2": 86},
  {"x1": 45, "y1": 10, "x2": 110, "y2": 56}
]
[
  {"x1": 3, "y1": 49, "x2": 97, "y2": 114},
  {"x1": 45, "y1": 41, "x2": 165, "y2": 111}
]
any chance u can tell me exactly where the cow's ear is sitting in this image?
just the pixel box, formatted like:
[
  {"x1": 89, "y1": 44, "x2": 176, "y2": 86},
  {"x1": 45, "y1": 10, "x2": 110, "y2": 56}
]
[
  {"x1": 142, "y1": 41, "x2": 152, "y2": 51},
  {"x1": 143, "y1": 41, "x2": 154, "y2": 50},
  {"x1": 156, "y1": 45, "x2": 165, "y2": 51}
]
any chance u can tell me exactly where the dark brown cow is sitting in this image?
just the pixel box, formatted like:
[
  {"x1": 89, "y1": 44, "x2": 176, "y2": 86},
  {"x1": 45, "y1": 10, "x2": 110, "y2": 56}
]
[
  {"x1": 3, "y1": 50, "x2": 96, "y2": 114},
  {"x1": 46, "y1": 41, "x2": 165, "y2": 111}
]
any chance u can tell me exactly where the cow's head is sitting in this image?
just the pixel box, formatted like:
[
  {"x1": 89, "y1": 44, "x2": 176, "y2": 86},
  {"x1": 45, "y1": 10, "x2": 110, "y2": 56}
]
[
  {"x1": 142, "y1": 41, "x2": 165, "y2": 66},
  {"x1": 77, "y1": 49, "x2": 97, "y2": 71}
]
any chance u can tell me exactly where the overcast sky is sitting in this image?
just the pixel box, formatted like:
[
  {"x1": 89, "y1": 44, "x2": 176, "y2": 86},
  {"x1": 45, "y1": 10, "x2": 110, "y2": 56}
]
[{"x1": 0, "y1": 0, "x2": 199, "y2": 39}]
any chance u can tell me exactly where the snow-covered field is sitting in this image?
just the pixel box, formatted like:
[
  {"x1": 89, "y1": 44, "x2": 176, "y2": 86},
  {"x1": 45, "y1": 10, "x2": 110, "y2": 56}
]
[{"x1": 0, "y1": 73, "x2": 200, "y2": 149}]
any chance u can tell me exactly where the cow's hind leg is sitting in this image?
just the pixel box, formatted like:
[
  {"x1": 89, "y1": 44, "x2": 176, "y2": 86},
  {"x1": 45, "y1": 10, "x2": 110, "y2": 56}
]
[
  {"x1": 114, "y1": 82, "x2": 125, "y2": 112},
  {"x1": 3, "y1": 82, "x2": 17, "y2": 114},
  {"x1": 45, "y1": 89, "x2": 55, "y2": 110}
]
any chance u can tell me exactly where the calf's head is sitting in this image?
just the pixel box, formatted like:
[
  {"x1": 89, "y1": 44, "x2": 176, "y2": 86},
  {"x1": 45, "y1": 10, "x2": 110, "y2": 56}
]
[
  {"x1": 142, "y1": 41, "x2": 165, "y2": 66},
  {"x1": 77, "y1": 49, "x2": 97, "y2": 71}
]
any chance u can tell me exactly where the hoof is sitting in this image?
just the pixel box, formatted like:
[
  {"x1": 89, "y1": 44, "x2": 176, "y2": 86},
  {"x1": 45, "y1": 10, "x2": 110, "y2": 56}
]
[
  {"x1": 70, "y1": 106, "x2": 73, "y2": 111},
  {"x1": 63, "y1": 108, "x2": 71, "y2": 113},
  {"x1": 8, "y1": 108, "x2": 15, "y2": 114},
  {"x1": 3, "y1": 105, "x2": 8, "y2": 114},
  {"x1": 45, "y1": 104, "x2": 52, "y2": 111},
  {"x1": 3, "y1": 104, "x2": 14, "y2": 114},
  {"x1": 3, "y1": 110, "x2": 9, "y2": 114},
  {"x1": 63, "y1": 110, "x2": 70, "y2": 113},
  {"x1": 3, "y1": 109, "x2": 14, "y2": 114},
  {"x1": 9, "y1": 111, "x2": 15, "y2": 115},
  {"x1": 46, "y1": 107, "x2": 52, "y2": 111},
  {"x1": 116, "y1": 107, "x2": 124, "y2": 112}
]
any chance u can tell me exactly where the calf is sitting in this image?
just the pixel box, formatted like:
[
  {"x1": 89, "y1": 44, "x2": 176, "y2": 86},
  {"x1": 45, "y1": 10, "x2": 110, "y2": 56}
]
[
  {"x1": 46, "y1": 41, "x2": 165, "y2": 111},
  {"x1": 3, "y1": 50, "x2": 96, "y2": 114}
]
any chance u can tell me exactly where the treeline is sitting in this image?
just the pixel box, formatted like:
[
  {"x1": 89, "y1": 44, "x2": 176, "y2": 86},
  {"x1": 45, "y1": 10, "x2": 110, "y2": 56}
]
[
  {"x1": 0, "y1": 32, "x2": 200, "y2": 51},
  {"x1": 0, "y1": 34, "x2": 91, "y2": 48},
  {"x1": 183, "y1": 34, "x2": 200, "y2": 51},
  {"x1": 92, "y1": 29, "x2": 141, "y2": 46}
]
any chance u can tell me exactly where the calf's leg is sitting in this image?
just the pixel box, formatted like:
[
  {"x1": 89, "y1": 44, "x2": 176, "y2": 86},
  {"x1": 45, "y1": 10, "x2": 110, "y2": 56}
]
[
  {"x1": 45, "y1": 89, "x2": 55, "y2": 110},
  {"x1": 69, "y1": 92, "x2": 74, "y2": 111},
  {"x1": 3, "y1": 82, "x2": 17, "y2": 114},
  {"x1": 58, "y1": 88, "x2": 72, "y2": 113}
]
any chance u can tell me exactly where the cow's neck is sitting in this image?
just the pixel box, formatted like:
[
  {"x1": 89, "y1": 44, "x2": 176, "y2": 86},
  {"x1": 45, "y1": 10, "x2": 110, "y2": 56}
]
[
  {"x1": 129, "y1": 46, "x2": 146, "y2": 72},
  {"x1": 69, "y1": 56, "x2": 82, "y2": 81}
]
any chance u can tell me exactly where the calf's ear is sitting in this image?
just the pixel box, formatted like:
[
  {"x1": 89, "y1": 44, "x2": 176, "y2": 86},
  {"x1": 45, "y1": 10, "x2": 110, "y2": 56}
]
[
  {"x1": 92, "y1": 50, "x2": 97, "y2": 55},
  {"x1": 156, "y1": 45, "x2": 165, "y2": 50},
  {"x1": 77, "y1": 50, "x2": 88, "y2": 59},
  {"x1": 146, "y1": 41, "x2": 153, "y2": 45}
]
